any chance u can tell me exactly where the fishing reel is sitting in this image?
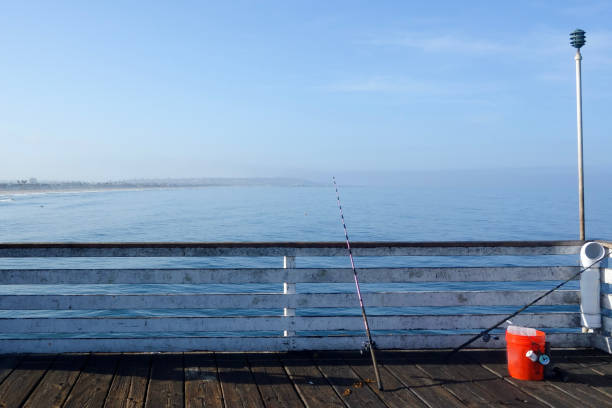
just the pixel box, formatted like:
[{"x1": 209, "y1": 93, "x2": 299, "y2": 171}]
[
  {"x1": 360, "y1": 341, "x2": 377, "y2": 356},
  {"x1": 526, "y1": 341, "x2": 552, "y2": 367},
  {"x1": 526, "y1": 350, "x2": 550, "y2": 365},
  {"x1": 481, "y1": 333, "x2": 500, "y2": 343}
]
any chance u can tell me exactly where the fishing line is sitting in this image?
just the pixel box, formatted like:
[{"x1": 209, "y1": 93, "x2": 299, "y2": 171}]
[
  {"x1": 447, "y1": 251, "x2": 607, "y2": 360},
  {"x1": 333, "y1": 177, "x2": 383, "y2": 390}
]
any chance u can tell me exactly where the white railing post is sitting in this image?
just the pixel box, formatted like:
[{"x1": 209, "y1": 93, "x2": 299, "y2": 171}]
[
  {"x1": 579, "y1": 242, "x2": 605, "y2": 332},
  {"x1": 283, "y1": 256, "x2": 296, "y2": 337},
  {"x1": 593, "y1": 250, "x2": 612, "y2": 353}
]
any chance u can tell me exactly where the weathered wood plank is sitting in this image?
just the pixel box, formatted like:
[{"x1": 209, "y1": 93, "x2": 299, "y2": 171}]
[
  {"x1": 0, "y1": 265, "x2": 581, "y2": 284},
  {"x1": 216, "y1": 355, "x2": 264, "y2": 408},
  {"x1": 346, "y1": 357, "x2": 428, "y2": 408},
  {"x1": 603, "y1": 268, "x2": 612, "y2": 284},
  {"x1": 248, "y1": 354, "x2": 305, "y2": 408},
  {"x1": 184, "y1": 352, "x2": 223, "y2": 408},
  {"x1": 0, "y1": 355, "x2": 20, "y2": 385},
  {"x1": 1, "y1": 316, "x2": 293, "y2": 333},
  {"x1": 280, "y1": 356, "x2": 345, "y2": 408},
  {"x1": 23, "y1": 354, "x2": 88, "y2": 408},
  {"x1": 315, "y1": 356, "x2": 387, "y2": 407},
  {"x1": 0, "y1": 337, "x2": 289, "y2": 353},
  {"x1": 63, "y1": 353, "x2": 119, "y2": 408},
  {"x1": 577, "y1": 355, "x2": 612, "y2": 377},
  {"x1": 476, "y1": 351, "x2": 585, "y2": 408},
  {"x1": 567, "y1": 354, "x2": 612, "y2": 397},
  {"x1": 603, "y1": 316, "x2": 612, "y2": 333},
  {"x1": 145, "y1": 353, "x2": 184, "y2": 408},
  {"x1": 382, "y1": 357, "x2": 465, "y2": 407},
  {"x1": 592, "y1": 334, "x2": 612, "y2": 354},
  {"x1": 8, "y1": 313, "x2": 545, "y2": 333},
  {"x1": 104, "y1": 353, "x2": 151, "y2": 408},
  {"x1": 416, "y1": 361, "x2": 495, "y2": 407},
  {"x1": 0, "y1": 355, "x2": 54, "y2": 407},
  {"x1": 0, "y1": 240, "x2": 583, "y2": 257},
  {"x1": 0, "y1": 290, "x2": 580, "y2": 310},
  {"x1": 549, "y1": 358, "x2": 612, "y2": 403},
  {"x1": 1, "y1": 350, "x2": 610, "y2": 408},
  {"x1": 1, "y1": 313, "x2": 580, "y2": 334},
  {"x1": 291, "y1": 333, "x2": 590, "y2": 351},
  {"x1": 416, "y1": 355, "x2": 547, "y2": 407},
  {"x1": 454, "y1": 361, "x2": 548, "y2": 407},
  {"x1": 0, "y1": 333, "x2": 590, "y2": 353},
  {"x1": 602, "y1": 293, "x2": 612, "y2": 309}
]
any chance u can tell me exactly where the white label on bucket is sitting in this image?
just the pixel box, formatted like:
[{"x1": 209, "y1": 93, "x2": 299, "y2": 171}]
[{"x1": 507, "y1": 325, "x2": 537, "y2": 336}]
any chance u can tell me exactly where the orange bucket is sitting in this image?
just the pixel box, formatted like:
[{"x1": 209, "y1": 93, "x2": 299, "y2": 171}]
[{"x1": 505, "y1": 327, "x2": 546, "y2": 380}]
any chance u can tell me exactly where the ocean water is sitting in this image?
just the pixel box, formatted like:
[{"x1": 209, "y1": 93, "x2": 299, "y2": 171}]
[
  {"x1": 2, "y1": 183, "x2": 611, "y2": 242},
  {"x1": 0, "y1": 184, "x2": 610, "y2": 337},
  {"x1": 2, "y1": 183, "x2": 611, "y2": 278}
]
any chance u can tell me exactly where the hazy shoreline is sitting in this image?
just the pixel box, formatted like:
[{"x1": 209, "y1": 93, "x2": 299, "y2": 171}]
[
  {"x1": 0, "y1": 185, "x2": 160, "y2": 197},
  {"x1": 0, "y1": 178, "x2": 321, "y2": 197}
]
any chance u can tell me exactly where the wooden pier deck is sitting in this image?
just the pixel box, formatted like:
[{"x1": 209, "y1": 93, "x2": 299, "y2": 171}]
[{"x1": 0, "y1": 349, "x2": 610, "y2": 407}]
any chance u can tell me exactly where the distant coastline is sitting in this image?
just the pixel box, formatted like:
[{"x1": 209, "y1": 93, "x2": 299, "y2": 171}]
[{"x1": 0, "y1": 177, "x2": 321, "y2": 196}]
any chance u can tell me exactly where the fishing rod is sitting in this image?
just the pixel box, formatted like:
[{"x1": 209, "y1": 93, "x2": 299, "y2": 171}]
[
  {"x1": 447, "y1": 250, "x2": 607, "y2": 360},
  {"x1": 333, "y1": 177, "x2": 383, "y2": 390}
]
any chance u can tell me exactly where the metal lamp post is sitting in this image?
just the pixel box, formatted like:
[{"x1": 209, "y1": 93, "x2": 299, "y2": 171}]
[{"x1": 571, "y1": 29, "x2": 586, "y2": 240}]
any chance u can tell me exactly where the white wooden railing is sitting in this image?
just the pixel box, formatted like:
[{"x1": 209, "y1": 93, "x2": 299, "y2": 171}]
[{"x1": 0, "y1": 240, "x2": 603, "y2": 353}]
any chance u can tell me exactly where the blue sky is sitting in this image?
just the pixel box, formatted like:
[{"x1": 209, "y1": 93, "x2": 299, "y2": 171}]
[{"x1": 1, "y1": 1, "x2": 611, "y2": 181}]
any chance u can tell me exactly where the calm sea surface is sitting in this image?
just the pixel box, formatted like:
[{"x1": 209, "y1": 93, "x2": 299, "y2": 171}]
[
  {"x1": 2, "y1": 183, "x2": 612, "y2": 270},
  {"x1": 0, "y1": 184, "x2": 609, "y2": 334},
  {"x1": 2, "y1": 184, "x2": 611, "y2": 243}
]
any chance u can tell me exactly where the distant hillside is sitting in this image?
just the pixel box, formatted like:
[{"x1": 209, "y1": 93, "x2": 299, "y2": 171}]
[
  {"x1": 122, "y1": 177, "x2": 321, "y2": 187},
  {"x1": 0, "y1": 177, "x2": 321, "y2": 193}
]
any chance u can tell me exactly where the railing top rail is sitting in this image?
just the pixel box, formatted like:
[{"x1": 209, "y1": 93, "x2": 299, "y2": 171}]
[
  {"x1": 0, "y1": 240, "x2": 585, "y2": 249},
  {"x1": 0, "y1": 240, "x2": 584, "y2": 257},
  {"x1": 597, "y1": 240, "x2": 612, "y2": 249}
]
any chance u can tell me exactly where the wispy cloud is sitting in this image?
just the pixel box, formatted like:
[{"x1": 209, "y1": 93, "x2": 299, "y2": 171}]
[
  {"x1": 364, "y1": 27, "x2": 612, "y2": 58},
  {"x1": 321, "y1": 76, "x2": 503, "y2": 102},
  {"x1": 324, "y1": 26, "x2": 612, "y2": 97},
  {"x1": 365, "y1": 33, "x2": 509, "y2": 54},
  {"x1": 364, "y1": 27, "x2": 612, "y2": 82},
  {"x1": 517, "y1": 28, "x2": 612, "y2": 80},
  {"x1": 323, "y1": 77, "x2": 430, "y2": 93},
  {"x1": 558, "y1": 1, "x2": 612, "y2": 16},
  {"x1": 535, "y1": 72, "x2": 570, "y2": 82},
  {"x1": 583, "y1": 30, "x2": 612, "y2": 67},
  {"x1": 323, "y1": 76, "x2": 457, "y2": 95}
]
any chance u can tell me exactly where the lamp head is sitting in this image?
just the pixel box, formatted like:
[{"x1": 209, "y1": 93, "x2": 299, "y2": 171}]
[{"x1": 570, "y1": 29, "x2": 586, "y2": 49}]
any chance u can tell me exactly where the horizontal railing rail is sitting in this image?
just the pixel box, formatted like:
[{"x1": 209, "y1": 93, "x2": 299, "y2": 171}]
[
  {"x1": 0, "y1": 266, "x2": 581, "y2": 284},
  {"x1": 0, "y1": 240, "x2": 584, "y2": 257},
  {"x1": 0, "y1": 240, "x2": 589, "y2": 353},
  {"x1": 0, "y1": 291, "x2": 581, "y2": 309},
  {"x1": 0, "y1": 314, "x2": 580, "y2": 333}
]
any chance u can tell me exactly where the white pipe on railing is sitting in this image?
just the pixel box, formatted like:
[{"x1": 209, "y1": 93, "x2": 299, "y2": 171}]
[{"x1": 580, "y1": 242, "x2": 605, "y2": 331}]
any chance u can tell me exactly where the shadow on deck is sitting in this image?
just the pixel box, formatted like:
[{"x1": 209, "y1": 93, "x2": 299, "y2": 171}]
[{"x1": 0, "y1": 349, "x2": 610, "y2": 407}]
